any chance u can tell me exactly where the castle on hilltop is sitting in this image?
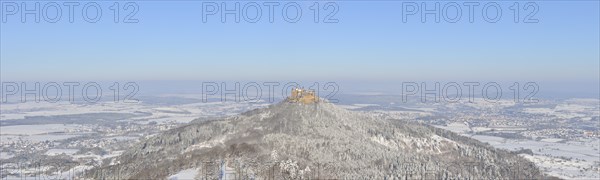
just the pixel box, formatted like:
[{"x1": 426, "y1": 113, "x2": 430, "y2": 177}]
[{"x1": 287, "y1": 88, "x2": 318, "y2": 104}]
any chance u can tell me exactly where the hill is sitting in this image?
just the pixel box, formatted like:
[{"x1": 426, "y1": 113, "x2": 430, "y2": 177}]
[{"x1": 88, "y1": 101, "x2": 548, "y2": 179}]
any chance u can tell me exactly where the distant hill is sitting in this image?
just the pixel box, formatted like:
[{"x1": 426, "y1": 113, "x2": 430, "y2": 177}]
[{"x1": 88, "y1": 100, "x2": 550, "y2": 179}]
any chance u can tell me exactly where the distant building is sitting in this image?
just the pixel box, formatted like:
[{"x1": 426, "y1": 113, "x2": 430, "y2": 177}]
[{"x1": 287, "y1": 88, "x2": 318, "y2": 104}]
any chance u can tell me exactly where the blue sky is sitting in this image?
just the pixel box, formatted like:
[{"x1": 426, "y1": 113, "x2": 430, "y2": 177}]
[{"x1": 1, "y1": 1, "x2": 599, "y2": 97}]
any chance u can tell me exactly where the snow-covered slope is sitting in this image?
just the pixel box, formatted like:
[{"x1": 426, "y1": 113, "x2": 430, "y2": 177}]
[{"x1": 88, "y1": 101, "x2": 548, "y2": 179}]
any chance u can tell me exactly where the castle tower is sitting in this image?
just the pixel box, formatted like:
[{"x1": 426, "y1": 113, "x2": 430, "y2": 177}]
[{"x1": 287, "y1": 88, "x2": 317, "y2": 104}]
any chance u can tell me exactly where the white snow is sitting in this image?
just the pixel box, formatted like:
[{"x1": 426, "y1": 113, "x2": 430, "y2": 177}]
[
  {"x1": 168, "y1": 168, "x2": 198, "y2": 180},
  {"x1": 0, "y1": 124, "x2": 82, "y2": 135},
  {"x1": 46, "y1": 149, "x2": 79, "y2": 156}
]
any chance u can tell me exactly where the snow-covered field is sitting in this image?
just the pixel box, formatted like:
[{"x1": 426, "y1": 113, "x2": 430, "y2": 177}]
[
  {"x1": 168, "y1": 168, "x2": 199, "y2": 180},
  {"x1": 0, "y1": 124, "x2": 82, "y2": 135},
  {"x1": 45, "y1": 149, "x2": 79, "y2": 156},
  {"x1": 438, "y1": 122, "x2": 600, "y2": 179}
]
